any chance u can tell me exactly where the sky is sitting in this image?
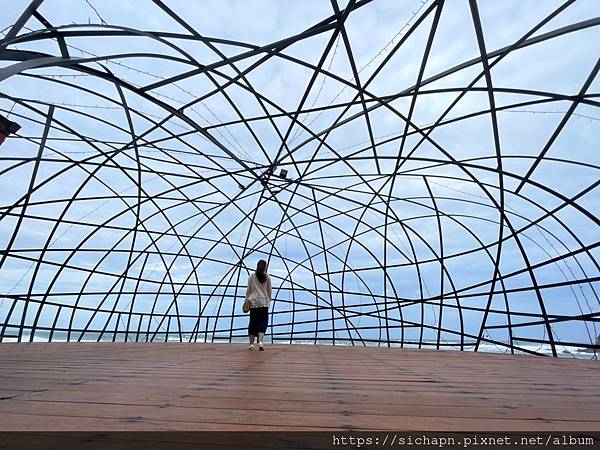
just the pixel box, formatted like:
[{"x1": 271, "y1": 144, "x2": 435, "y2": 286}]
[{"x1": 0, "y1": 0, "x2": 599, "y2": 356}]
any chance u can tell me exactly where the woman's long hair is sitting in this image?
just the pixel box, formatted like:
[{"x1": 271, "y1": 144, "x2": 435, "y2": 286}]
[{"x1": 255, "y1": 259, "x2": 267, "y2": 284}]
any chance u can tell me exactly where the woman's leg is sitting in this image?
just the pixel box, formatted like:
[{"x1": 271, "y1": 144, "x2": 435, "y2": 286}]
[
  {"x1": 248, "y1": 308, "x2": 257, "y2": 348},
  {"x1": 258, "y1": 308, "x2": 268, "y2": 347}
]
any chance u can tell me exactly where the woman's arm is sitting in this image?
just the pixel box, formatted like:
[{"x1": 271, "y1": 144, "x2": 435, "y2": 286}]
[
  {"x1": 245, "y1": 275, "x2": 252, "y2": 302},
  {"x1": 267, "y1": 275, "x2": 272, "y2": 300}
]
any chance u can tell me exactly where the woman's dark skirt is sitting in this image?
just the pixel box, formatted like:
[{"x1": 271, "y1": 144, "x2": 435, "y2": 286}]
[{"x1": 248, "y1": 306, "x2": 269, "y2": 335}]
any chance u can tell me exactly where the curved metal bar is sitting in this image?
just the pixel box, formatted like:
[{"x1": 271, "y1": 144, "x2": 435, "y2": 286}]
[{"x1": 0, "y1": 0, "x2": 597, "y2": 356}]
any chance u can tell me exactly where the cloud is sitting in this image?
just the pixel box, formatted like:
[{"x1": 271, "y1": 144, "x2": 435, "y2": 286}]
[{"x1": 0, "y1": 0, "x2": 598, "y2": 352}]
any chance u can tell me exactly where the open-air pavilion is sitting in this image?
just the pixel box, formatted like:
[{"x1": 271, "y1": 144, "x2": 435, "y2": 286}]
[{"x1": 0, "y1": 0, "x2": 599, "y2": 446}]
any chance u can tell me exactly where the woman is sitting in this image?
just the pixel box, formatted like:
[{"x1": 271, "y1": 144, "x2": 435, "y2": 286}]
[{"x1": 245, "y1": 259, "x2": 272, "y2": 351}]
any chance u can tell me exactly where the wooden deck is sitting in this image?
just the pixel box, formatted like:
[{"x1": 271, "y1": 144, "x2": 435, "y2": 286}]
[{"x1": 0, "y1": 343, "x2": 598, "y2": 431}]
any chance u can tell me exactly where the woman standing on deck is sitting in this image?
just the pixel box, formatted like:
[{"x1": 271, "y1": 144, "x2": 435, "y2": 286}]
[{"x1": 246, "y1": 259, "x2": 272, "y2": 351}]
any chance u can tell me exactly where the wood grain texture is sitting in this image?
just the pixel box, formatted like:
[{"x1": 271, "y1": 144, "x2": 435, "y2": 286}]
[{"x1": 0, "y1": 343, "x2": 598, "y2": 431}]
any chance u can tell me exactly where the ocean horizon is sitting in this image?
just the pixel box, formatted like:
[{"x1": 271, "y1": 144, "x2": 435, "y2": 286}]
[{"x1": 4, "y1": 330, "x2": 596, "y2": 360}]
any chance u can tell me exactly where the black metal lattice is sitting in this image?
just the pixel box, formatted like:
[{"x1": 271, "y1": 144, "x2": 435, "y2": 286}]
[{"x1": 1, "y1": 0, "x2": 599, "y2": 356}]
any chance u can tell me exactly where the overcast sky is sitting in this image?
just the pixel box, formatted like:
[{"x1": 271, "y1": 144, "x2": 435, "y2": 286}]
[{"x1": 0, "y1": 0, "x2": 599, "y2": 354}]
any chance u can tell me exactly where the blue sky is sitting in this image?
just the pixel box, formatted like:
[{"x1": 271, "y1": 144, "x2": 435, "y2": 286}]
[{"x1": 0, "y1": 0, "x2": 599, "y2": 354}]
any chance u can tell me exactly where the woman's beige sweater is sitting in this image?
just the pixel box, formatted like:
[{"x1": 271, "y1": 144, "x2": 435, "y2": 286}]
[{"x1": 245, "y1": 273, "x2": 272, "y2": 308}]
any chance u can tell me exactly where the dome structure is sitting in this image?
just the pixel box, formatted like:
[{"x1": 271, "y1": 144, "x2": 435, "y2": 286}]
[{"x1": 0, "y1": 0, "x2": 599, "y2": 357}]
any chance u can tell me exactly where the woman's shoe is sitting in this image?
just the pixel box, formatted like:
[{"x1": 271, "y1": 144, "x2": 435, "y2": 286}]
[
  {"x1": 248, "y1": 344, "x2": 255, "y2": 351},
  {"x1": 258, "y1": 343, "x2": 264, "y2": 351}
]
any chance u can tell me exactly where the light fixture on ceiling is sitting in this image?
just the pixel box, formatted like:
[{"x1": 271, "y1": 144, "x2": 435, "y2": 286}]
[{"x1": 0, "y1": 115, "x2": 21, "y2": 146}]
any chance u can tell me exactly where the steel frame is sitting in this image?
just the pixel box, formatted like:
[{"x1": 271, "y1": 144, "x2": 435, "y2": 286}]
[{"x1": 0, "y1": 0, "x2": 599, "y2": 356}]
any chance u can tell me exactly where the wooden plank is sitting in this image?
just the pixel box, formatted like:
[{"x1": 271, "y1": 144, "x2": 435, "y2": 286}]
[
  {"x1": 1, "y1": 343, "x2": 599, "y2": 431},
  {"x1": 4, "y1": 395, "x2": 600, "y2": 422}
]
